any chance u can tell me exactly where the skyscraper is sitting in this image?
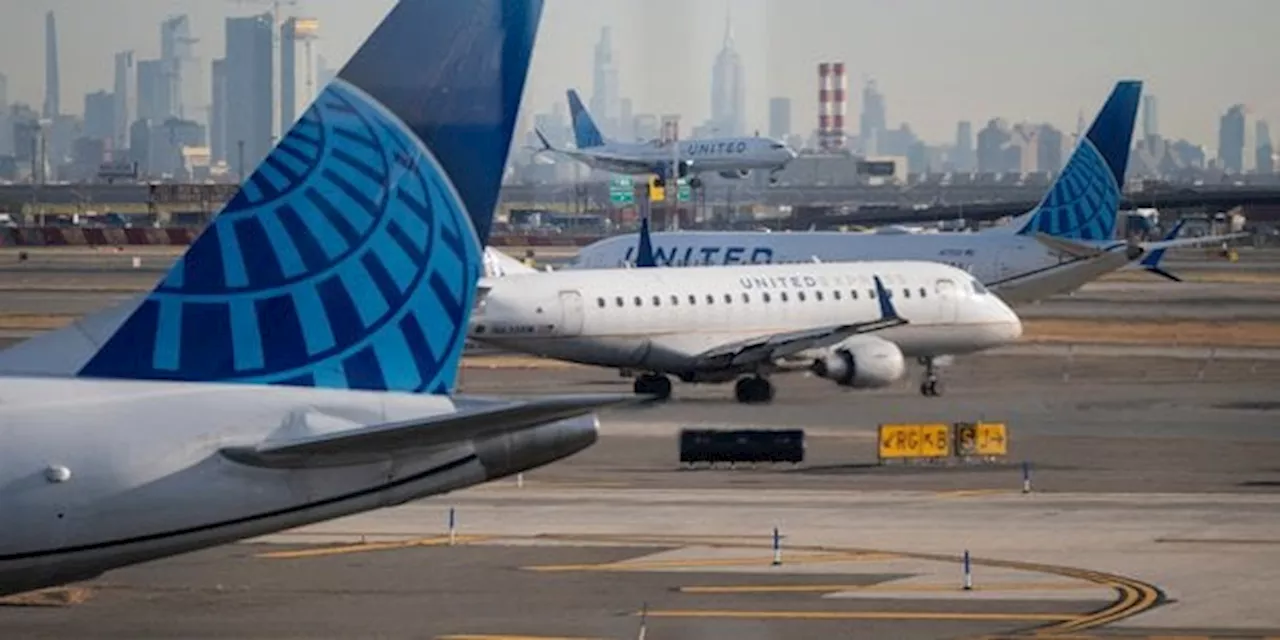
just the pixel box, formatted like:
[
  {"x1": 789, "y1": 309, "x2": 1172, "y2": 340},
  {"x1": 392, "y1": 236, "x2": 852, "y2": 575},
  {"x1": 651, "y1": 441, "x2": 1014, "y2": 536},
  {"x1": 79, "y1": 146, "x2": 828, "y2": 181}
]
[
  {"x1": 225, "y1": 13, "x2": 274, "y2": 175},
  {"x1": 954, "y1": 121, "x2": 974, "y2": 172},
  {"x1": 161, "y1": 15, "x2": 201, "y2": 122},
  {"x1": 281, "y1": 17, "x2": 322, "y2": 130},
  {"x1": 84, "y1": 90, "x2": 116, "y2": 142},
  {"x1": 859, "y1": 80, "x2": 886, "y2": 155},
  {"x1": 0, "y1": 72, "x2": 7, "y2": 109},
  {"x1": 590, "y1": 27, "x2": 619, "y2": 137},
  {"x1": 1141, "y1": 95, "x2": 1159, "y2": 140},
  {"x1": 43, "y1": 11, "x2": 60, "y2": 119},
  {"x1": 0, "y1": 74, "x2": 11, "y2": 157},
  {"x1": 136, "y1": 59, "x2": 168, "y2": 122},
  {"x1": 210, "y1": 58, "x2": 227, "y2": 165},
  {"x1": 1218, "y1": 104, "x2": 1255, "y2": 174},
  {"x1": 709, "y1": 12, "x2": 745, "y2": 136},
  {"x1": 768, "y1": 97, "x2": 791, "y2": 139},
  {"x1": 113, "y1": 51, "x2": 135, "y2": 152},
  {"x1": 1257, "y1": 121, "x2": 1274, "y2": 175}
]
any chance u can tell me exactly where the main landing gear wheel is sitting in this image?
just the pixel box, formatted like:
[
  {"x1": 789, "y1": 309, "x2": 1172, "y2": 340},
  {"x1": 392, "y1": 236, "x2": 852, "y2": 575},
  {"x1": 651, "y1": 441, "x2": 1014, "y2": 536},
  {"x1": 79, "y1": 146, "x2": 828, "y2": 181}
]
[
  {"x1": 919, "y1": 357, "x2": 944, "y2": 397},
  {"x1": 734, "y1": 376, "x2": 775, "y2": 404},
  {"x1": 634, "y1": 374, "x2": 673, "y2": 400},
  {"x1": 689, "y1": 177, "x2": 703, "y2": 189}
]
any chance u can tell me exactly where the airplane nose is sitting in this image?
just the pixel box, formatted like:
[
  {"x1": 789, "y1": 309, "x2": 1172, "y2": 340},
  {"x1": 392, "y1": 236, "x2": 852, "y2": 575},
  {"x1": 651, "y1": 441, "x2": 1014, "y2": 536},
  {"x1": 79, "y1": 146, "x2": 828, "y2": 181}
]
[{"x1": 997, "y1": 299, "x2": 1023, "y2": 341}]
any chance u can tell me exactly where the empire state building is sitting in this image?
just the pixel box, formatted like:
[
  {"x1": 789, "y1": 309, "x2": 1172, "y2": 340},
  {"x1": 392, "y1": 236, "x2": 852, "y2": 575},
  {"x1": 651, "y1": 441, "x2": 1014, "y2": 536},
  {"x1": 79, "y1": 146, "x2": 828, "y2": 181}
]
[{"x1": 710, "y1": 13, "x2": 745, "y2": 137}]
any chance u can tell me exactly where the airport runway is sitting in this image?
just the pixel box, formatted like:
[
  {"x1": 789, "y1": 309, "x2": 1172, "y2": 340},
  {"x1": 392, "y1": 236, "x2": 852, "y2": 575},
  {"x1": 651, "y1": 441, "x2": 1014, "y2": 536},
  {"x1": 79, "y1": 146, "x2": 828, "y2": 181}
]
[{"x1": 3, "y1": 363, "x2": 1279, "y2": 639}]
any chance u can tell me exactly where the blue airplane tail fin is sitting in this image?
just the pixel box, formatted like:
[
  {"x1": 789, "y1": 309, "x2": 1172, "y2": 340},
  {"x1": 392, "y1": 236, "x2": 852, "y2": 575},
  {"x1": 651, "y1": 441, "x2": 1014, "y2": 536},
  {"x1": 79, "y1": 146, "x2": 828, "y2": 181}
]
[
  {"x1": 1015, "y1": 80, "x2": 1143, "y2": 242},
  {"x1": 75, "y1": 0, "x2": 543, "y2": 395},
  {"x1": 634, "y1": 217, "x2": 657, "y2": 268},
  {"x1": 567, "y1": 89, "x2": 606, "y2": 149}
]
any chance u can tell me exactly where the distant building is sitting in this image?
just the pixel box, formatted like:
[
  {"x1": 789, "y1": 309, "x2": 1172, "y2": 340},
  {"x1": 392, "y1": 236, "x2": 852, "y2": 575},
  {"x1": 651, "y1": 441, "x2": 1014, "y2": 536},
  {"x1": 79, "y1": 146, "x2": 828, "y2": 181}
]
[
  {"x1": 859, "y1": 79, "x2": 886, "y2": 155},
  {"x1": 112, "y1": 51, "x2": 135, "y2": 152},
  {"x1": 84, "y1": 90, "x2": 116, "y2": 142},
  {"x1": 210, "y1": 58, "x2": 227, "y2": 165},
  {"x1": 1256, "y1": 121, "x2": 1274, "y2": 175},
  {"x1": 590, "y1": 27, "x2": 620, "y2": 137},
  {"x1": 161, "y1": 15, "x2": 202, "y2": 122},
  {"x1": 976, "y1": 118, "x2": 1012, "y2": 174},
  {"x1": 1217, "y1": 104, "x2": 1255, "y2": 174},
  {"x1": 136, "y1": 59, "x2": 169, "y2": 121},
  {"x1": 44, "y1": 11, "x2": 60, "y2": 120},
  {"x1": 768, "y1": 97, "x2": 791, "y2": 140},
  {"x1": 954, "y1": 121, "x2": 974, "y2": 172},
  {"x1": 281, "y1": 17, "x2": 322, "y2": 130},
  {"x1": 633, "y1": 114, "x2": 659, "y2": 142},
  {"x1": 709, "y1": 13, "x2": 745, "y2": 136},
  {"x1": 225, "y1": 13, "x2": 274, "y2": 176},
  {"x1": 1141, "y1": 95, "x2": 1158, "y2": 140}
]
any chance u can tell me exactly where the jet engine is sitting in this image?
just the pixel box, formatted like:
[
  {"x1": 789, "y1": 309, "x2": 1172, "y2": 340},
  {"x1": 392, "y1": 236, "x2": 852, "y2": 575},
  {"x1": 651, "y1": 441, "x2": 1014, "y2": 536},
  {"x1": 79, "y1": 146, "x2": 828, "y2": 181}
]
[
  {"x1": 810, "y1": 336, "x2": 906, "y2": 388},
  {"x1": 719, "y1": 169, "x2": 750, "y2": 179},
  {"x1": 473, "y1": 414, "x2": 599, "y2": 481}
]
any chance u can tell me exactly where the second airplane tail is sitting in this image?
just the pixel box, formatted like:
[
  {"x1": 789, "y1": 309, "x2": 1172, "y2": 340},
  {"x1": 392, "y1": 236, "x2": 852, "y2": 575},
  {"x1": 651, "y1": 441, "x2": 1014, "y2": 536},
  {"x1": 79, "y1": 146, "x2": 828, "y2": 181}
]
[
  {"x1": 567, "y1": 89, "x2": 606, "y2": 149},
  {"x1": 1009, "y1": 80, "x2": 1143, "y2": 243}
]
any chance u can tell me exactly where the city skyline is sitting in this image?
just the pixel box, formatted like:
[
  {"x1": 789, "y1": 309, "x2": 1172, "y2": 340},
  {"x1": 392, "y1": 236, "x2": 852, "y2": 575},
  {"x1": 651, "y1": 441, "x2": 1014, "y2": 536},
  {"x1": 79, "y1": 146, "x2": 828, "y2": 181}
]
[{"x1": 0, "y1": 0, "x2": 1276, "y2": 151}]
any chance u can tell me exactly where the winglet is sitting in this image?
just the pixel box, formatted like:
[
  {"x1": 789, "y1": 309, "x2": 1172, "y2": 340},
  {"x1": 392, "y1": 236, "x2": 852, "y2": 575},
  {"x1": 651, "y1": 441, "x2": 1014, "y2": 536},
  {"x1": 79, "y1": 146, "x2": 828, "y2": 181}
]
[
  {"x1": 533, "y1": 127, "x2": 554, "y2": 152},
  {"x1": 1140, "y1": 219, "x2": 1187, "y2": 282},
  {"x1": 873, "y1": 275, "x2": 899, "y2": 320},
  {"x1": 634, "y1": 217, "x2": 657, "y2": 268}
]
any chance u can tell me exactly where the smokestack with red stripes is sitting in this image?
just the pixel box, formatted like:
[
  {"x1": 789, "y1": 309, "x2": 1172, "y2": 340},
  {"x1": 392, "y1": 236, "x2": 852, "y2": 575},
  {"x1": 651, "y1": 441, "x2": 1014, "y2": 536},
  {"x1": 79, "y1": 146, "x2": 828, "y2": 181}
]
[{"x1": 817, "y1": 62, "x2": 848, "y2": 152}]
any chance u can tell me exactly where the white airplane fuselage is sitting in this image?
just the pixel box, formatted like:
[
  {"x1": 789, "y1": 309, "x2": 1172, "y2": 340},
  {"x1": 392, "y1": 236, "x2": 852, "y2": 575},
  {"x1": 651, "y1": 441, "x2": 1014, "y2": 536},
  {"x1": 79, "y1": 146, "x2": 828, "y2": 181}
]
[
  {"x1": 0, "y1": 378, "x2": 596, "y2": 596},
  {"x1": 569, "y1": 136, "x2": 796, "y2": 177},
  {"x1": 569, "y1": 228, "x2": 1135, "y2": 306},
  {"x1": 469, "y1": 261, "x2": 1021, "y2": 380}
]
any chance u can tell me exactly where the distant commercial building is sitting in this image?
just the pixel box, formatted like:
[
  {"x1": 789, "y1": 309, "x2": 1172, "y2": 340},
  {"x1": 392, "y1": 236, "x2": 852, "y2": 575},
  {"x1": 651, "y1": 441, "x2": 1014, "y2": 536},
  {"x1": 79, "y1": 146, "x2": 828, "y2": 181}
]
[
  {"x1": 590, "y1": 27, "x2": 620, "y2": 137},
  {"x1": 859, "y1": 79, "x2": 886, "y2": 155},
  {"x1": 954, "y1": 121, "x2": 974, "y2": 172},
  {"x1": 976, "y1": 118, "x2": 1012, "y2": 174},
  {"x1": 633, "y1": 114, "x2": 659, "y2": 142},
  {"x1": 136, "y1": 59, "x2": 169, "y2": 121},
  {"x1": 769, "y1": 97, "x2": 791, "y2": 140},
  {"x1": 1142, "y1": 95, "x2": 1159, "y2": 140},
  {"x1": 281, "y1": 17, "x2": 322, "y2": 130},
  {"x1": 0, "y1": 74, "x2": 10, "y2": 156},
  {"x1": 1218, "y1": 104, "x2": 1255, "y2": 174},
  {"x1": 709, "y1": 14, "x2": 745, "y2": 136},
  {"x1": 161, "y1": 15, "x2": 202, "y2": 122},
  {"x1": 1035, "y1": 125, "x2": 1066, "y2": 175},
  {"x1": 112, "y1": 51, "x2": 135, "y2": 152},
  {"x1": 225, "y1": 13, "x2": 274, "y2": 176},
  {"x1": 1258, "y1": 121, "x2": 1275, "y2": 175},
  {"x1": 83, "y1": 90, "x2": 116, "y2": 142},
  {"x1": 210, "y1": 58, "x2": 227, "y2": 165},
  {"x1": 44, "y1": 11, "x2": 60, "y2": 120}
]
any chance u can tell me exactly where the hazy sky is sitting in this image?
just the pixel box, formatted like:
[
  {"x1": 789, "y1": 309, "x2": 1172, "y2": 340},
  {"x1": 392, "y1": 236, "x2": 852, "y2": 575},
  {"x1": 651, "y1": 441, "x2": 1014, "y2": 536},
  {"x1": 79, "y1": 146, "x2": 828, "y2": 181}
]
[{"x1": 0, "y1": 0, "x2": 1276, "y2": 149}]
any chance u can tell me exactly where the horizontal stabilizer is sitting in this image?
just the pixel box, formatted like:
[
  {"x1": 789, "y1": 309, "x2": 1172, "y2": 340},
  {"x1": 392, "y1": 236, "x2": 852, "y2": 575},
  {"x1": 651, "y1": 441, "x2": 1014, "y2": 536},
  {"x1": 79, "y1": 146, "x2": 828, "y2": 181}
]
[{"x1": 221, "y1": 393, "x2": 650, "y2": 469}]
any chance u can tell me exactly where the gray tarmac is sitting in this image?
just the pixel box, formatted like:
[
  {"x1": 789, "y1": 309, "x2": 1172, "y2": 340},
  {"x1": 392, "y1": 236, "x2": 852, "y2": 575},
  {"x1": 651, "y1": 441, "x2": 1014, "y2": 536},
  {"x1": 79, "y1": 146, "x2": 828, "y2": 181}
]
[{"x1": 3, "y1": 362, "x2": 1280, "y2": 639}]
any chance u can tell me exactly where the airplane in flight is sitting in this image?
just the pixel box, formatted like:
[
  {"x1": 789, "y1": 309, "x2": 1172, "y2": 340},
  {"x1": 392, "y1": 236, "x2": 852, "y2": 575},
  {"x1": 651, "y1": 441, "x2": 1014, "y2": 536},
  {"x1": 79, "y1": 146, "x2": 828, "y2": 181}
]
[
  {"x1": 0, "y1": 0, "x2": 641, "y2": 598},
  {"x1": 567, "y1": 80, "x2": 1232, "y2": 300},
  {"x1": 470, "y1": 244, "x2": 1022, "y2": 403},
  {"x1": 534, "y1": 89, "x2": 797, "y2": 189}
]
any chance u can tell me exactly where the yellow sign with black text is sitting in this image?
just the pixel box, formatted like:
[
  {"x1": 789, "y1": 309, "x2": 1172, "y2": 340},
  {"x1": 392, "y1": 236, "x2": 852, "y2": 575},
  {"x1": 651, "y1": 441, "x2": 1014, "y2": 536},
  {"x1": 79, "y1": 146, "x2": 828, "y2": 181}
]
[
  {"x1": 877, "y1": 423, "x2": 952, "y2": 460},
  {"x1": 954, "y1": 422, "x2": 1008, "y2": 457}
]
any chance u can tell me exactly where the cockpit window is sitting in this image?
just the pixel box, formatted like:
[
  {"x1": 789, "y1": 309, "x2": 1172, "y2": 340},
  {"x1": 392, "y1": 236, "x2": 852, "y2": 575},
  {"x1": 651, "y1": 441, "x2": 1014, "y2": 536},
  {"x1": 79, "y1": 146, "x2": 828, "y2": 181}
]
[{"x1": 972, "y1": 279, "x2": 989, "y2": 295}]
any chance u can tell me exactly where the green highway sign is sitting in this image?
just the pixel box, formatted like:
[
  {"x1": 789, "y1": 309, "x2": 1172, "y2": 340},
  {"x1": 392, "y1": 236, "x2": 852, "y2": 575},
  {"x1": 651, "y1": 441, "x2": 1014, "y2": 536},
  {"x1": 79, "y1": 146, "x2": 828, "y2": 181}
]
[{"x1": 608, "y1": 175, "x2": 634, "y2": 205}]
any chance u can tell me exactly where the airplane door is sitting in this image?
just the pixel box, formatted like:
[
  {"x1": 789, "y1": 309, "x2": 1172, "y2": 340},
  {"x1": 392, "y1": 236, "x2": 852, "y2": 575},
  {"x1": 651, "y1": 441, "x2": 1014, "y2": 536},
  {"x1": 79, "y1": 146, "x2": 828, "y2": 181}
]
[
  {"x1": 558, "y1": 290, "x2": 585, "y2": 336},
  {"x1": 935, "y1": 278, "x2": 959, "y2": 322}
]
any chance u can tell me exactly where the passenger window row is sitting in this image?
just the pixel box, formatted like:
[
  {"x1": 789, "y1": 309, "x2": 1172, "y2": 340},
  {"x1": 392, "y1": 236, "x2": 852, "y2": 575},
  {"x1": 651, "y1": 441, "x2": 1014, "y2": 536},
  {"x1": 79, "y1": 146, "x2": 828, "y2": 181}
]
[{"x1": 596, "y1": 286, "x2": 929, "y2": 309}]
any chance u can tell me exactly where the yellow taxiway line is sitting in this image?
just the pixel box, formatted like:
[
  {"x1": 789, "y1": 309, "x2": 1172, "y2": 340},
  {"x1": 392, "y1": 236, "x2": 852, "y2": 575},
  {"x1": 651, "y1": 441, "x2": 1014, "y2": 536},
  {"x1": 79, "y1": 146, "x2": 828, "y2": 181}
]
[
  {"x1": 678, "y1": 581, "x2": 1099, "y2": 594},
  {"x1": 524, "y1": 551, "x2": 895, "y2": 572},
  {"x1": 256, "y1": 535, "x2": 493, "y2": 559},
  {"x1": 638, "y1": 609, "x2": 1081, "y2": 622}
]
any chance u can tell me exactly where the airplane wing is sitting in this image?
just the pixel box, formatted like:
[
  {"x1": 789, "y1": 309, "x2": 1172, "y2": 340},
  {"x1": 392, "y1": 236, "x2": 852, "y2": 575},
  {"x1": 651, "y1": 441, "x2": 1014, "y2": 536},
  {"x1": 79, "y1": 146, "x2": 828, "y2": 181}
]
[
  {"x1": 220, "y1": 393, "x2": 650, "y2": 469},
  {"x1": 692, "y1": 276, "x2": 906, "y2": 370}
]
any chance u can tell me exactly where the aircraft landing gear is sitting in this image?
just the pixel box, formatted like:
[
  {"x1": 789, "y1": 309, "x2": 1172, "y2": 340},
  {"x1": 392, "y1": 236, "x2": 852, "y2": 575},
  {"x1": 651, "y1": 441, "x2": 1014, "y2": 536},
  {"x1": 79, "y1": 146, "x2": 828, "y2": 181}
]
[
  {"x1": 689, "y1": 176, "x2": 703, "y2": 189},
  {"x1": 734, "y1": 376, "x2": 775, "y2": 404},
  {"x1": 634, "y1": 373, "x2": 673, "y2": 400},
  {"x1": 769, "y1": 171, "x2": 781, "y2": 185},
  {"x1": 919, "y1": 357, "x2": 944, "y2": 397}
]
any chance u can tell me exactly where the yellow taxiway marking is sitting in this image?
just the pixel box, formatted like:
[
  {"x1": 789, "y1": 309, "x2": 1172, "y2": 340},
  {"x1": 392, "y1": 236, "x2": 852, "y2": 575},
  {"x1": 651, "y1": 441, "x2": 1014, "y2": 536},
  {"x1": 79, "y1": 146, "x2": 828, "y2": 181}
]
[
  {"x1": 437, "y1": 636, "x2": 605, "y2": 640},
  {"x1": 678, "y1": 581, "x2": 1099, "y2": 594},
  {"x1": 639, "y1": 609, "x2": 1081, "y2": 622},
  {"x1": 525, "y1": 552, "x2": 895, "y2": 572},
  {"x1": 935, "y1": 489, "x2": 1017, "y2": 498},
  {"x1": 256, "y1": 535, "x2": 493, "y2": 559}
]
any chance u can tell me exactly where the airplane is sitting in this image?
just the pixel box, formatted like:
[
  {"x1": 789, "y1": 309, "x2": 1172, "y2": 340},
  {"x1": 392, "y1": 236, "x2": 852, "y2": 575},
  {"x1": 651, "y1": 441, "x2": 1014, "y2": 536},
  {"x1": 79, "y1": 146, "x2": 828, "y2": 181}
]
[
  {"x1": 469, "y1": 246, "x2": 1023, "y2": 403},
  {"x1": 567, "y1": 80, "x2": 1233, "y2": 301},
  {"x1": 533, "y1": 89, "x2": 797, "y2": 189},
  {"x1": 0, "y1": 0, "x2": 643, "y2": 598}
]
